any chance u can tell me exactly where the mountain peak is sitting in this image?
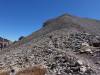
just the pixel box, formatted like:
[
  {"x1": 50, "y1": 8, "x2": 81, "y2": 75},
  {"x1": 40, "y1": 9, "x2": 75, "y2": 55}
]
[
  {"x1": 43, "y1": 13, "x2": 79, "y2": 28},
  {"x1": 58, "y1": 13, "x2": 74, "y2": 18}
]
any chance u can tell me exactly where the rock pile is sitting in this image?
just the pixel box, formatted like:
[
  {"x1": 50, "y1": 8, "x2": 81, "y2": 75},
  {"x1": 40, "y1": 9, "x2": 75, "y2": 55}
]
[{"x1": 0, "y1": 32, "x2": 100, "y2": 75}]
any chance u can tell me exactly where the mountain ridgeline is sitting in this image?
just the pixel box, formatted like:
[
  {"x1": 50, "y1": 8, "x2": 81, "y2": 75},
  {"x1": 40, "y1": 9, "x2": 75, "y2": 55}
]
[{"x1": 43, "y1": 14, "x2": 100, "y2": 35}]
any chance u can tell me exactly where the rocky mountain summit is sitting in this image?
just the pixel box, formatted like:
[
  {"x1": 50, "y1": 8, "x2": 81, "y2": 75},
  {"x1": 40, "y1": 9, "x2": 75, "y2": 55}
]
[{"x1": 0, "y1": 14, "x2": 100, "y2": 75}]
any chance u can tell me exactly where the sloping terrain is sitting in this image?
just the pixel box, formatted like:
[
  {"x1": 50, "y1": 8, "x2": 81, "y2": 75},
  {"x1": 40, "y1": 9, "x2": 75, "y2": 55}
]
[{"x1": 0, "y1": 14, "x2": 100, "y2": 75}]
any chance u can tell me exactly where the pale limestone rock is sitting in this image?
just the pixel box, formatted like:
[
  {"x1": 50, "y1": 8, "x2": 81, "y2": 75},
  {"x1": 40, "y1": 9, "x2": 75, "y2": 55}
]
[
  {"x1": 80, "y1": 66, "x2": 87, "y2": 73},
  {"x1": 82, "y1": 42, "x2": 89, "y2": 46},
  {"x1": 77, "y1": 60, "x2": 83, "y2": 65}
]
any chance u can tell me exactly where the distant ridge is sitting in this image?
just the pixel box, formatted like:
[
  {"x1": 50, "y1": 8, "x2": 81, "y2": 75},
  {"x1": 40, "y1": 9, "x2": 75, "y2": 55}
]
[
  {"x1": 0, "y1": 36, "x2": 11, "y2": 49},
  {"x1": 0, "y1": 36, "x2": 10, "y2": 42}
]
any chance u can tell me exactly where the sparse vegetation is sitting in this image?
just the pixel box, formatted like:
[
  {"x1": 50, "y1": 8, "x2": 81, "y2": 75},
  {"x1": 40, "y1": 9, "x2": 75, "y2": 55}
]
[
  {"x1": 16, "y1": 66, "x2": 47, "y2": 75},
  {"x1": 0, "y1": 71, "x2": 9, "y2": 75}
]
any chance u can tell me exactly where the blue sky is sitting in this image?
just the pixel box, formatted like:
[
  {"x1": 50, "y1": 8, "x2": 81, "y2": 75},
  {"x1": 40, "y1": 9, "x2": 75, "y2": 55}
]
[{"x1": 0, "y1": 0, "x2": 100, "y2": 41}]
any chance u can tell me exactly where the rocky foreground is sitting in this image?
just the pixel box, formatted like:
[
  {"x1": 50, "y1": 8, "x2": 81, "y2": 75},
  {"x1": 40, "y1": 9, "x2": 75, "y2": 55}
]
[{"x1": 0, "y1": 14, "x2": 100, "y2": 75}]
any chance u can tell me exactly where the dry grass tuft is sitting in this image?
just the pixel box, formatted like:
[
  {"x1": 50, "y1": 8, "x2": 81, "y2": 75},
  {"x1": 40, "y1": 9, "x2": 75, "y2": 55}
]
[
  {"x1": 0, "y1": 71, "x2": 9, "y2": 75},
  {"x1": 16, "y1": 65, "x2": 47, "y2": 75}
]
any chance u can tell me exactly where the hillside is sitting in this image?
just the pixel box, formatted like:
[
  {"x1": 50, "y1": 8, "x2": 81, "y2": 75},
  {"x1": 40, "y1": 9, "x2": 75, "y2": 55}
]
[
  {"x1": 8, "y1": 13, "x2": 100, "y2": 49},
  {"x1": 0, "y1": 14, "x2": 100, "y2": 75}
]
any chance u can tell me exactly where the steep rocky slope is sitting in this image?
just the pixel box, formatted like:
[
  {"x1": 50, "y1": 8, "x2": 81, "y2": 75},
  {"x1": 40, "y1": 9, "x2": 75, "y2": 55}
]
[{"x1": 0, "y1": 14, "x2": 100, "y2": 75}]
